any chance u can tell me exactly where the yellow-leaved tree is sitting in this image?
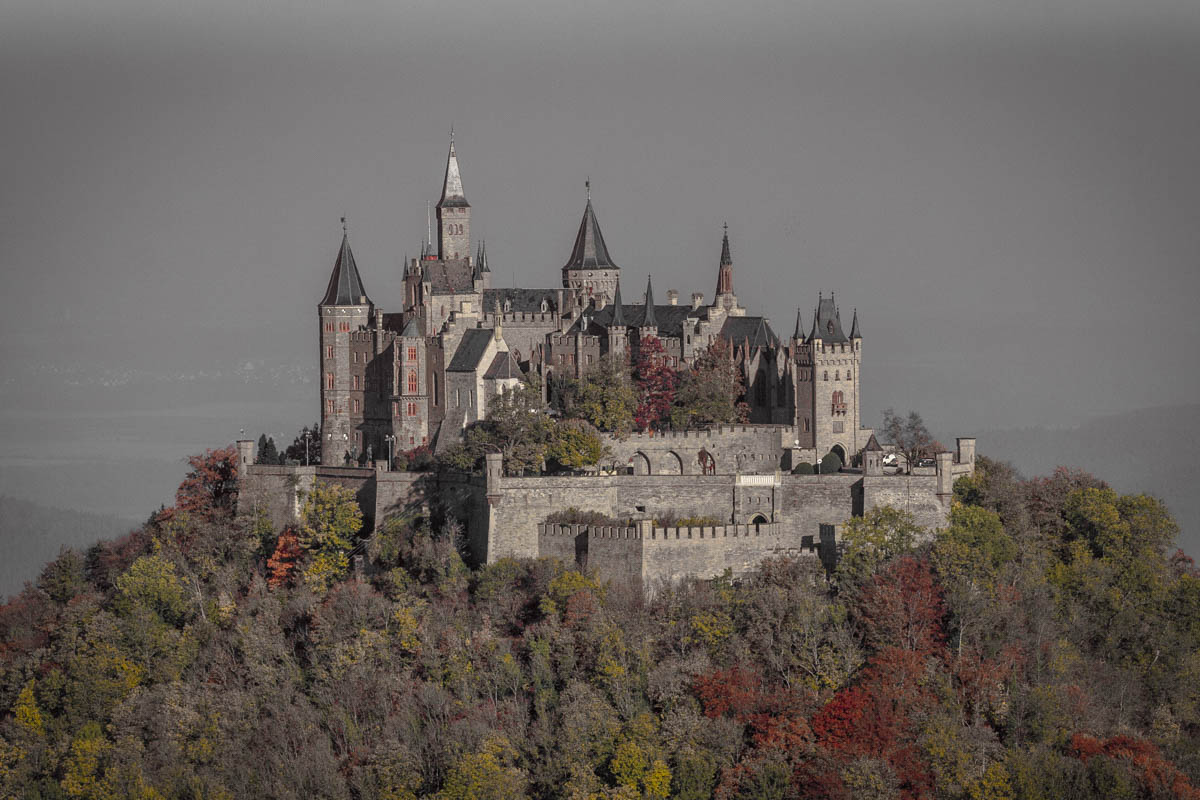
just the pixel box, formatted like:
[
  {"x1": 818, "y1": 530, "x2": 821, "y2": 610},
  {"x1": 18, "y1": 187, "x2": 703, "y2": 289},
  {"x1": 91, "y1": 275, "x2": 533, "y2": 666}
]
[{"x1": 298, "y1": 481, "x2": 363, "y2": 593}]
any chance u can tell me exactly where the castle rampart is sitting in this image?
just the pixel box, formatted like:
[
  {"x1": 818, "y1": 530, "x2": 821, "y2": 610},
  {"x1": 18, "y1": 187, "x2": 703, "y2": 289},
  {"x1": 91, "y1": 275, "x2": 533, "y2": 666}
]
[{"x1": 236, "y1": 428, "x2": 973, "y2": 591}]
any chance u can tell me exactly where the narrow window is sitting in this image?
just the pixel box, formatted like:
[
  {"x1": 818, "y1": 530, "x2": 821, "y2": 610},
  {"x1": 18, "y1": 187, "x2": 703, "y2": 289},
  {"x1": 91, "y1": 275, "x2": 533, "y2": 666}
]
[
  {"x1": 407, "y1": 346, "x2": 417, "y2": 361},
  {"x1": 326, "y1": 373, "x2": 334, "y2": 390},
  {"x1": 407, "y1": 370, "x2": 418, "y2": 394}
]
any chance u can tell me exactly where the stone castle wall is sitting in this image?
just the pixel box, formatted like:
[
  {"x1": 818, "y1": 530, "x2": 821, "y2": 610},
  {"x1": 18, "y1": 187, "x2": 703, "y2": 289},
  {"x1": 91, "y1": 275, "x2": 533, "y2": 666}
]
[
  {"x1": 236, "y1": 431, "x2": 973, "y2": 588},
  {"x1": 602, "y1": 425, "x2": 795, "y2": 475}
]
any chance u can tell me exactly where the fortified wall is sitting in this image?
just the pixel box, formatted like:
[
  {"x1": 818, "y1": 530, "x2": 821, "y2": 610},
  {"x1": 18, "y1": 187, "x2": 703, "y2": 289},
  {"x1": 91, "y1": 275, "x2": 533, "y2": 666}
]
[{"x1": 235, "y1": 433, "x2": 975, "y2": 591}]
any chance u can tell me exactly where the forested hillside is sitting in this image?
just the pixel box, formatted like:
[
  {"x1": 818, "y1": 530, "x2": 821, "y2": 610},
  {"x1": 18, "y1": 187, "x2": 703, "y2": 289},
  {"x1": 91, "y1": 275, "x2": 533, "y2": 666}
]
[{"x1": 1, "y1": 449, "x2": 1198, "y2": 799}]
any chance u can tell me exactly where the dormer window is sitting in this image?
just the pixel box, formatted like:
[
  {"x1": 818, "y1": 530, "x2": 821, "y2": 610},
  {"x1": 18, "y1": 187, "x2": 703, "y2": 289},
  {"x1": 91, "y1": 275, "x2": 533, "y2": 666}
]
[{"x1": 541, "y1": 298, "x2": 549, "y2": 312}]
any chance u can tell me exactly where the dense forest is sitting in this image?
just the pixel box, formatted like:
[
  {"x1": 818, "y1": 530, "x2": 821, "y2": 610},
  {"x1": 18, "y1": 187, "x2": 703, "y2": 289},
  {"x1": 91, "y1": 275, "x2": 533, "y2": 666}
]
[{"x1": 1, "y1": 448, "x2": 1198, "y2": 799}]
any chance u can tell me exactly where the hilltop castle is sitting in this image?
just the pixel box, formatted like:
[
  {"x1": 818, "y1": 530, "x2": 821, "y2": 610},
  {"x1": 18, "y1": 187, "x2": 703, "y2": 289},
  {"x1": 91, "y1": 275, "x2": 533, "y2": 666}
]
[
  {"x1": 318, "y1": 135, "x2": 869, "y2": 468},
  {"x1": 239, "y1": 135, "x2": 976, "y2": 592}
]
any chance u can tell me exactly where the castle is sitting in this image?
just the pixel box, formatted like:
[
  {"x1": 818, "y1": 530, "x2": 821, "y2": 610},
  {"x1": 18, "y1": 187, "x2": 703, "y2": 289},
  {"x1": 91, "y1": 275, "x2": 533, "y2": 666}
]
[
  {"x1": 318, "y1": 135, "x2": 869, "y2": 468},
  {"x1": 239, "y1": 135, "x2": 976, "y2": 591}
]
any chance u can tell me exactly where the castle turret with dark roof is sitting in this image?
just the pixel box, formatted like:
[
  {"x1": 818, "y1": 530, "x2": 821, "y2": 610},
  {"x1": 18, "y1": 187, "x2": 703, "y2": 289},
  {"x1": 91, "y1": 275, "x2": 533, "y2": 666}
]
[
  {"x1": 562, "y1": 182, "x2": 620, "y2": 310},
  {"x1": 319, "y1": 220, "x2": 378, "y2": 466}
]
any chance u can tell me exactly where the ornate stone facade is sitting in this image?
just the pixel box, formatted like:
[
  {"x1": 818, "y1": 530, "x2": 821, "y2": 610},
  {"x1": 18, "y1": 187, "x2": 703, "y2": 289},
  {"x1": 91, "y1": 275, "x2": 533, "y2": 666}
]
[{"x1": 318, "y1": 135, "x2": 873, "y2": 468}]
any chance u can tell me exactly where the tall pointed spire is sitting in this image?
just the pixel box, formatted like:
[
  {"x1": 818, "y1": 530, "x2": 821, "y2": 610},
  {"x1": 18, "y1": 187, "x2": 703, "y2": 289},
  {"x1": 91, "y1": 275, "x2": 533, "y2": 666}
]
[
  {"x1": 437, "y1": 130, "x2": 468, "y2": 208},
  {"x1": 611, "y1": 282, "x2": 626, "y2": 326},
  {"x1": 793, "y1": 308, "x2": 804, "y2": 340},
  {"x1": 642, "y1": 275, "x2": 657, "y2": 328},
  {"x1": 480, "y1": 239, "x2": 490, "y2": 272},
  {"x1": 850, "y1": 308, "x2": 861, "y2": 339},
  {"x1": 321, "y1": 219, "x2": 371, "y2": 306},
  {"x1": 714, "y1": 222, "x2": 735, "y2": 301}
]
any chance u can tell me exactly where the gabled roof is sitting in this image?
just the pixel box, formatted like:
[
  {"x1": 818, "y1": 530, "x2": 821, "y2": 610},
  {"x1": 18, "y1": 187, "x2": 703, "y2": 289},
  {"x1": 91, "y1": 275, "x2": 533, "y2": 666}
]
[
  {"x1": 447, "y1": 328, "x2": 494, "y2": 372},
  {"x1": 425, "y1": 258, "x2": 476, "y2": 294},
  {"x1": 720, "y1": 316, "x2": 779, "y2": 349},
  {"x1": 864, "y1": 433, "x2": 883, "y2": 452},
  {"x1": 484, "y1": 350, "x2": 523, "y2": 380},
  {"x1": 483, "y1": 288, "x2": 559, "y2": 313},
  {"x1": 810, "y1": 294, "x2": 848, "y2": 343},
  {"x1": 437, "y1": 136, "x2": 468, "y2": 209},
  {"x1": 320, "y1": 232, "x2": 372, "y2": 307},
  {"x1": 563, "y1": 199, "x2": 618, "y2": 270}
]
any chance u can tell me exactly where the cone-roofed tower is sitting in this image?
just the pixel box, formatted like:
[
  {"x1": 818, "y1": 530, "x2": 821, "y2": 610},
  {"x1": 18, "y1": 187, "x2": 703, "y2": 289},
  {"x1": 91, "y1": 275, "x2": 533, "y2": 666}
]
[
  {"x1": 562, "y1": 180, "x2": 621, "y2": 309},
  {"x1": 321, "y1": 218, "x2": 371, "y2": 307}
]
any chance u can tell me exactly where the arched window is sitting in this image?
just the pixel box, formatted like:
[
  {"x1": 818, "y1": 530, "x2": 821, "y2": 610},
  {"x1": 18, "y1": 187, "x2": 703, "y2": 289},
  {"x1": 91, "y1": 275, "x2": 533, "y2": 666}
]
[{"x1": 407, "y1": 370, "x2": 418, "y2": 394}]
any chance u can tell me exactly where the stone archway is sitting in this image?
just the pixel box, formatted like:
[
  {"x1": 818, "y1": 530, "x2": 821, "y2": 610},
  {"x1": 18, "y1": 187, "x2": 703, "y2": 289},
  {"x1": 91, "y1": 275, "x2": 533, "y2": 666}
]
[
  {"x1": 831, "y1": 444, "x2": 847, "y2": 465},
  {"x1": 663, "y1": 451, "x2": 684, "y2": 475},
  {"x1": 750, "y1": 513, "x2": 769, "y2": 526},
  {"x1": 632, "y1": 452, "x2": 652, "y2": 476}
]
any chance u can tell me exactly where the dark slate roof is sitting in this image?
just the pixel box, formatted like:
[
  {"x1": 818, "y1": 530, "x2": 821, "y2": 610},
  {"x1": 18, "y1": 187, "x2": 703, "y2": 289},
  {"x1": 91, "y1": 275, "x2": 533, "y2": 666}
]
[
  {"x1": 811, "y1": 295, "x2": 848, "y2": 343},
  {"x1": 382, "y1": 312, "x2": 407, "y2": 333},
  {"x1": 484, "y1": 350, "x2": 523, "y2": 380},
  {"x1": 425, "y1": 258, "x2": 476, "y2": 293},
  {"x1": 568, "y1": 303, "x2": 695, "y2": 338},
  {"x1": 320, "y1": 233, "x2": 372, "y2": 306},
  {"x1": 437, "y1": 139, "x2": 468, "y2": 208},
  {"x1": 400, "y1": 317, "x2": 423, "y2": 337},
  {"x1": 793, "y1": 308, "x2": 804, "y2": 340},
  {"x1": 720, "y1": 316, "x2": 779, "y2": 349},
  {"x1": 850, "y1": 308, "x2": 862, "y2": 339},
  {"x1": 864, "y1": 433, "x2": 883, "y2": 452},
  {"x1": 720, "y1": 227, "x2": 732, "y2": 266},
  {"x1": 563, "y1": 200, "x2": 618, "y2": 270},
  {"x1": 483, "y1": 288, "x2": 560, "y2": 313},
  {"x1": 447, "y1": 328, "x2": 494, "y2": 372}
]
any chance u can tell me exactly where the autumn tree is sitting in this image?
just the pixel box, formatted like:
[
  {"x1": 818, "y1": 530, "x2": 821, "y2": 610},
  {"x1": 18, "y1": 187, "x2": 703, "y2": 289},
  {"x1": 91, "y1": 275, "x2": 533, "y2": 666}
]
[
  {"x1": 881, "y1": 409, "x2": 936, "y2": 473},
  {"x1": 670, "y1": 337, "x2": 748, "y2": 430},
  {"x1": 172, "y1": 445, "x2": 239, "y2": 519},
  {"x1": 546, "y1": 420, "x2": 608, "y2": 472},
  {"x1": 266, "y1": 528, "x2": 302, "y2": 588},
  {"x1": 298, "y1": 481, "x2": 363, "y2": 593},
  {"x1": 633, "y1": 336, "x2": 679, "y2": 432}
]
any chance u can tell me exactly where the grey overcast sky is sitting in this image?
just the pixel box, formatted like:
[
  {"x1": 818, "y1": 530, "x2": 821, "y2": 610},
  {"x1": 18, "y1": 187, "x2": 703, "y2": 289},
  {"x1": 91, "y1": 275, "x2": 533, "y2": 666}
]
[{"x1": 1, "y1": 0, "x2": 1198, "y2": 516}]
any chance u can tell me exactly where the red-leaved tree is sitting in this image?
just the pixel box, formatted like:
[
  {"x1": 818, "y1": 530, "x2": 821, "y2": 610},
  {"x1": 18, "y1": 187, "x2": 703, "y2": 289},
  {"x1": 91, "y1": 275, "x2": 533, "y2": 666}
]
[
  {"x1": 266, "y1": 528, "x2": 302, "y2": 588},
  {"x1": 633, "y1": 335, "x2": 678, "y2": 432},
  {"x1": 172, "y1": 445, "x2": 240, "y2": 520}
]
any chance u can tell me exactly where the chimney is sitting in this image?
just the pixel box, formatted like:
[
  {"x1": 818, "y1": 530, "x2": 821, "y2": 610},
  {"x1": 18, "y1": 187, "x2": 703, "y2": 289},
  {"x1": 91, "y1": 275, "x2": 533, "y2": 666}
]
[
  {"x1": 691, "y1": 292, "x2": 704, "y2": 309},
  {"x1": 667, "y1": 290, "x2": 679, "y2": 306}
]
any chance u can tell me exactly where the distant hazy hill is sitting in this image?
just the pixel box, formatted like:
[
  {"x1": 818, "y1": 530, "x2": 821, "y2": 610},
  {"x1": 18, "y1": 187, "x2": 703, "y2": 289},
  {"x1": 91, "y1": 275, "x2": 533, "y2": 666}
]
[
  {"x1": 969, "y1": 404, "x2": 1200, "y2": 555},
  {"x1": 0, "y1": 496, "x2": 137, "y2": 598}
]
